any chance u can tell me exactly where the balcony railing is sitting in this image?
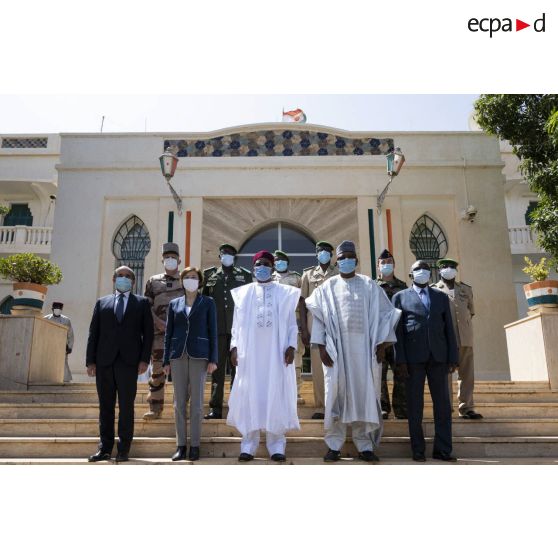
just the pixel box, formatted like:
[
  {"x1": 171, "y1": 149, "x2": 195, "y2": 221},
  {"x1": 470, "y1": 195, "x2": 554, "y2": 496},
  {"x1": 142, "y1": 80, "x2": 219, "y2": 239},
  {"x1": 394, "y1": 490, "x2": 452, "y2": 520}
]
[
  {"x1": 509, "y1": 226, "x2": 544, "y2": 255},
  {"x1": 0, "y1": 226, "x2": 53, "y2": 254}
]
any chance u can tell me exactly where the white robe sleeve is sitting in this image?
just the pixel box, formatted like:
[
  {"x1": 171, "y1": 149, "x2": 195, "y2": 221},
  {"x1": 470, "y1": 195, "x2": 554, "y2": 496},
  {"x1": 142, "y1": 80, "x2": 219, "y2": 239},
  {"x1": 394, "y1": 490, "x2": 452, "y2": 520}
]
[
  {"x1": 287, "y1": 307, "x2": 298, "y2": 348},
  {"x1": 230, "y1": 304, "x2": 239, "y2": 350},
  {"x1": 309, "y1": 313, "x2": 327, "y2": 345}
]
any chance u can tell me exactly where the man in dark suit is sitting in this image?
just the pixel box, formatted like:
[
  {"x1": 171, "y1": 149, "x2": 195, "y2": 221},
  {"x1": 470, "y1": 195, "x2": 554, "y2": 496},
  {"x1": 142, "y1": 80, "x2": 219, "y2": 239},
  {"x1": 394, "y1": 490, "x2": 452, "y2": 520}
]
[
  {"x1": 392, "y1": 260, "x2": 459, "y2": 463},
  {"x1": 86, "y1": 266, "x2": 154, "y2": 462}
]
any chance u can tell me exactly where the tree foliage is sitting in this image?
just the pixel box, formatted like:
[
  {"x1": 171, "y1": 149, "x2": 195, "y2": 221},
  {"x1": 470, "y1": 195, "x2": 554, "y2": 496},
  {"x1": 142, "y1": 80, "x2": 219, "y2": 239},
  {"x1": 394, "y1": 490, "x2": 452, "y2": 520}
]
[{"x1": 474, "y1": 94, "x2": 558, "y2": 262}]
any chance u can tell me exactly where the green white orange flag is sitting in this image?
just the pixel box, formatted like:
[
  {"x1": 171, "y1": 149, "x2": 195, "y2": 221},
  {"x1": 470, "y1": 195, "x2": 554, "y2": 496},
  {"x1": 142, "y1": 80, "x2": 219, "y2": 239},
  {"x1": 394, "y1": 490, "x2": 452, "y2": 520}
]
[{"x1": 282, "y1": 108, "x2": 307, "y2": 123}]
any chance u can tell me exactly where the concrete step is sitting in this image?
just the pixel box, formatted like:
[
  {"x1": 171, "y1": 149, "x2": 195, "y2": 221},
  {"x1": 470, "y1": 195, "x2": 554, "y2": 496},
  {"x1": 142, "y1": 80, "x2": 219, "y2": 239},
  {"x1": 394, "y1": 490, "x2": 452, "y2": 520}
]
[
  {"x1": 2, "y1": 456, "x2": 558, "y2": 465},
  {"x1": 2, "y1": 383, "x2": 557, "y2": 404},
  {"x1": 2, "y1": 401, "x2": 557, "y2": 419},
  {"x1": 1, "y1": 417, "x2": 558, "y2": 438},
  {"x1": 1, "y1": 435, "x2": 558, "y2": 458}
]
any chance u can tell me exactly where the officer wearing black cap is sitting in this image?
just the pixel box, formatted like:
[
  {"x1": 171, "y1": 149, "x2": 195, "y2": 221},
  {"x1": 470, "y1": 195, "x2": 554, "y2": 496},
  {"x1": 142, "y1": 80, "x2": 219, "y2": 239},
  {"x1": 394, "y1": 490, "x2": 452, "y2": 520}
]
[
  {"x1": 202, "y1": 243, "x2": 252, "y2": 419},
  {"x1": 376, "y1": 249, "x2": 408, "y2": 419},
  {"x1": 300, "y1": 240, "x2": 338, "y2": 419}
]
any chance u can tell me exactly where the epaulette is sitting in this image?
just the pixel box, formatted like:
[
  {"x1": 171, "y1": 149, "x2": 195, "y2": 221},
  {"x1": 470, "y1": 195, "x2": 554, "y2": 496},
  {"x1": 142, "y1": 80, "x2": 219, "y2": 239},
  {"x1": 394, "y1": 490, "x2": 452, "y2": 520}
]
[
  {"x1": 430, "y1": 283, "x2": 441, "y2": 288},
  {"x1": 239, "y1": 266, "x2": 252, "y2": 275},
  {"x1": 460, "y1": 281, "x2": 471, "y2": 288},
  {"x1": 302, "y1": 266, "x2": 315, "y2": 273},
  {"x1": 203, "y1": 266, "x2": 217, "y2": 276},
  {"x1": 292, "y1": 271, "x2": 301, "y2": 277}
]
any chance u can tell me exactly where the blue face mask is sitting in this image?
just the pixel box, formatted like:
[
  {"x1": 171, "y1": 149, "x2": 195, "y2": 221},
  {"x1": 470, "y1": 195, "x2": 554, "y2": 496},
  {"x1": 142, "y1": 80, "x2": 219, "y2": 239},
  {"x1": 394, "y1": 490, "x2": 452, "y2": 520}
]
[
  {"x1": 380, "y1": 263, "x2": 394, "y2": 276},
  {"x1": 412, "y1": 269, "x2": 431, "y2": 286},
  {"x1": 275, "y1": 260, "x2": 288, "y2": 273},
  {"x1": 115, "y1": 276, "x2": 132, "y2": 293},
  {"x1": 338, "y1": 258, "x2": 357, "y2": 274},
  {"x1": 254, "y1": 265, "x2": 272, "y2": 282},
  {"x1": 317, "y1": 250, "x2": 331, "y2": 265}
]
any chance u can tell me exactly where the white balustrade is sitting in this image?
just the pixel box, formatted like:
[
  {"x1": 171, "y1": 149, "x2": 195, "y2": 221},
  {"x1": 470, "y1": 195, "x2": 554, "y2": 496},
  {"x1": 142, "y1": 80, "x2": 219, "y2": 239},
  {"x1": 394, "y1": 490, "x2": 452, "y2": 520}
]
[
  {"x1": 508, "y1": 226, "x2": 543, "y2": 254},
  {"x1": 0, "y1": 226, "x2": 53, "y2": 254}
]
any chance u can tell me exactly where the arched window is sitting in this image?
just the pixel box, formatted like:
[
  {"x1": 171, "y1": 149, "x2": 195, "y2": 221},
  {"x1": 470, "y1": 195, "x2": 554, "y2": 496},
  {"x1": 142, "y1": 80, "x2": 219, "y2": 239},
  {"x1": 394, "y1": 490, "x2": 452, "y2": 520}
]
[
  {"x1": 409, "y1": 215, "x2": 448, "y2": 281},
  {"x1": 237, "y1": 222, "x2": 316, "y2": 274},
  {"x1": 112, "y1": 216, "x2": 151, "y2": 295},
  {"x1": 0, "y1": 295, "x2": 14, "y2": 315}
]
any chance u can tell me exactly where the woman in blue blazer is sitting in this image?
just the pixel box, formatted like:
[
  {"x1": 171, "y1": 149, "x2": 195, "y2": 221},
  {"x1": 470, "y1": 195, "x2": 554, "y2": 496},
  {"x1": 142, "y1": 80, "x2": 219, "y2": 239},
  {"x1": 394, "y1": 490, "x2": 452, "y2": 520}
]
[{"x1": 163, "y1": 267, "x2": 218, "y2": 461}]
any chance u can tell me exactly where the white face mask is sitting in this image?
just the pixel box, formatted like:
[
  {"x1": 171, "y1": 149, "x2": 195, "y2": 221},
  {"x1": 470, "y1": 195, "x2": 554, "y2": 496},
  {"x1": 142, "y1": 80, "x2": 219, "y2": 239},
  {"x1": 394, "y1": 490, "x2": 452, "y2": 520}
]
[
  {"x1": 53, "y1": 309, "x2": 62, "y2": 317},
  {"x1": 164, "y1": 257, "x2": 178, "y2": 271},
  {"x1": 183, "y1": 278, "x2": 199, "y2": 292},
  {"x1": 220, "y1": 254, "x2": 235, "y2": 267},
  {"x1": 440, "y1": 267, "x2": 457, "y2": 281},
  {"x1": 412, "y1": 269, "x2": 431, "y2": 285}
]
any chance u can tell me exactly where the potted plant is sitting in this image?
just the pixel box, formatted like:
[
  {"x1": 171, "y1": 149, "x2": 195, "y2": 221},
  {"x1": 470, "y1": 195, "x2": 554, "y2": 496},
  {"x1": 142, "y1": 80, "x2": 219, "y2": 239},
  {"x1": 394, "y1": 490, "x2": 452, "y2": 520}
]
[
  {"x1": 522, "y1": 256, "x2": 558, "y2": 313},
  {"x1": 0, "y1": 253, "x2": 63, "y2": 315}
]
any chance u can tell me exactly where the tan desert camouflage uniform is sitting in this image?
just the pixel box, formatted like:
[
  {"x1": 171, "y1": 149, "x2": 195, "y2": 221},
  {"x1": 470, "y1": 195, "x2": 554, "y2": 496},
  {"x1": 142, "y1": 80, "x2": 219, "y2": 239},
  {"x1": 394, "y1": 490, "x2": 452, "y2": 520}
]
[{"x1": 144, "y1": 273, "x2": 183, "y2": 413}]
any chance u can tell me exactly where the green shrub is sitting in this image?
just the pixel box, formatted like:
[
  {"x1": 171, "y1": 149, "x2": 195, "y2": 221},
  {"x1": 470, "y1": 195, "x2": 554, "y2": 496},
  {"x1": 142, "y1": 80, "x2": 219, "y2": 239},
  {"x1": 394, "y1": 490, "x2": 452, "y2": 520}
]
[
  {"x1": 0, "y1": 205, "x2": 9, "y2": 216},
  {"x1": 0, "y1": 253, "x2": 63, "y2": 285}
]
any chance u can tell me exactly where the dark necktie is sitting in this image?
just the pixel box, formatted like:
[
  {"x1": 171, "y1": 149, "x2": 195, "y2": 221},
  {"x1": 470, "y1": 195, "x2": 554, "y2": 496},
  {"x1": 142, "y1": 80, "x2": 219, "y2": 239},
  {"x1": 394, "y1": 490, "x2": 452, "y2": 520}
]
[{"x1": 116, "y1": 293, "x2": 125, "y2": 323}]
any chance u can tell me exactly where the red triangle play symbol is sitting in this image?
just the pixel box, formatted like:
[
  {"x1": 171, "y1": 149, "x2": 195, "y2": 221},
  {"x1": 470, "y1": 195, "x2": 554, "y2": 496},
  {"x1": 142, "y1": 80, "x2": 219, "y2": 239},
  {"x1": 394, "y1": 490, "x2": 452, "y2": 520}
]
[{"x1": 516, "y1": 19, "x2": 530, "y2": 31}]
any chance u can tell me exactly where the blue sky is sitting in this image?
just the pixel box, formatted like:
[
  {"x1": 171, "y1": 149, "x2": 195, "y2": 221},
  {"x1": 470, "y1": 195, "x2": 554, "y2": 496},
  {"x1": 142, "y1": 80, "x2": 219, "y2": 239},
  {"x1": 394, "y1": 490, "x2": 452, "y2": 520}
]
[{"x1": 0, "y1": 95, "x2": 479, "y2": 134}]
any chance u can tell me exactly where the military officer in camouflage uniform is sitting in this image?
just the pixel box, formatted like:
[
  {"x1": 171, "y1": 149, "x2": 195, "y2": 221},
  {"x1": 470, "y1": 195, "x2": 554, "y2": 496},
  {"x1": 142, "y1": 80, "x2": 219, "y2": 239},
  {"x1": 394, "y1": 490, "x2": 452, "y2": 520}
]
[
  {"x1": 143, "y1": 242, "x2": 184, "y2": 420},
  {"x1": 433, "y1": 257, "x2": 483, "y2": 419},
  {"x1": 203, "y1": 243, "x2": 252, "y2": 419},
  {"x1": 376, "y1": 249, "x2": 408, "y2": 419},
  {"x1": 300, "y1": 241, "x2": 338, "y2": 419},
  {"x1": 272, "y1": 249, "x2": 305, "y2": 404}
]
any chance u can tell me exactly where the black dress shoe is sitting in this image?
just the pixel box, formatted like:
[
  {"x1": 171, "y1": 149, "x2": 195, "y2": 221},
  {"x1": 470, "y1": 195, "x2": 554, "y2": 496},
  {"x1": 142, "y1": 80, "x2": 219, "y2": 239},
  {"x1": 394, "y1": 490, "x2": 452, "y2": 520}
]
[
  {"x1": 358, "y1": 451, "x2": 380, "y2": 463},
  {"x1": 270, "y1": 453, "x2": 286, "y2": 462},
  {"x1": 395, "y1": 414, "x2": 408, "y2": 420},
  {"x1": 432, "y1": 452, "x2": 457, "y2": 462},
  {"x1": 188, "y1": 446, "x2": 200, "y2": 461},
  {"x1": 381, "y1": 411, "x2": 389, "y2": 420},
  {"x1": 324, "y1": 449, "x2": 341, "y2": 462},
  {"x1": 311, "y1": 412, "x2": 325, "y2": 420},
  {"x1": 115, "y1": 452, "x2": 129, "y2": 462},
  {"x1": 88, "y1": 450, "x2": 111, "y2": 462},
  {"x1": 412, "y1": 453, "x2": 426, "y2": 462},
  {"x1": 238, "y1": 453, "x2": 254, "y2": 462},
  {"x1": 460, "y1": 410, "x2": 484, "y2": 420},
  {"x1": 172, "y1": 446, "x2": 187, "y2": 461},
  {"x1": 204, "y1": 409, "x2": 222, "y2": 420}
]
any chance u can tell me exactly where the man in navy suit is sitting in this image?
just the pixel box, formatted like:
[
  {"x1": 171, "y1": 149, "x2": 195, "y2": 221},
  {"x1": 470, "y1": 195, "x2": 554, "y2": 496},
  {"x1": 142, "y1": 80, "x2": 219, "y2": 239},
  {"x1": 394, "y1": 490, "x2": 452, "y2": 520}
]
[
  {"x1": 392, "y1": 260, "x2": 459, "y2": 462},
  {"x1": 86, "y1": 266, "x2": 154, "y2": 462}
]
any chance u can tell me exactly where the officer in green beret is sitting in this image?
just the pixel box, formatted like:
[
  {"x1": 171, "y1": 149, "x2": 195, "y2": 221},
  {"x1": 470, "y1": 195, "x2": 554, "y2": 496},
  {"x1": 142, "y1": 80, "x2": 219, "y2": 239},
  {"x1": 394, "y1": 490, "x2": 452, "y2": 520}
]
[
  {"x1": 143, "y1": 242, "x2": 184, "y2": 420},
  {"x1": 300, "y1": 241, "x2": 338, "y2": 419},
  {"x1": 432, "y1": 257, "x2": 482, "y2": 419},
  {"x1": 376, "y1": 249, "x2": 408, "y2": 419},
  {"x1": 272, "y1": 249, "x2": 305, "y2": 404},
  {"x1": 202, "y1": 243, "x2": 253, "y2": 419}
]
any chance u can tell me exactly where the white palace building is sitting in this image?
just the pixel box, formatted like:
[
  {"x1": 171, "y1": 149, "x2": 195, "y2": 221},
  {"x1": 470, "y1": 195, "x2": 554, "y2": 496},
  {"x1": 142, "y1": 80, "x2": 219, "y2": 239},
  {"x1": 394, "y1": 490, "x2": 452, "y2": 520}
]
[{"x1": 0, "y1": 123, "x2": 549, "y2": 381}]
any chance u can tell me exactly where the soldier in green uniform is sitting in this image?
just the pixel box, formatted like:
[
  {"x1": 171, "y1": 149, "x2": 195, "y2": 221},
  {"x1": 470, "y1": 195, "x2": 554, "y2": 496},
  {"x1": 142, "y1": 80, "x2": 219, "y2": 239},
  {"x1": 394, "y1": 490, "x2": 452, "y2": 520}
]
[
  {"x1": 376, "y1": 249, "x2": 408, "y2": 419},
  {"x1": 300, "y1": 241, "x2": 338, "y2": 419},
  {"x1": 272, "y1": 249, "x2": 305, "y2": 404},
  {"x1": 433, "y1": 257, "x2": 483, "y2": 419},
  {"x1": 202, "y1": 243, "x2": 253, "y2": 419},
  {"x1": 143, "y1": 242, "x2": 184, "y2": 420}
]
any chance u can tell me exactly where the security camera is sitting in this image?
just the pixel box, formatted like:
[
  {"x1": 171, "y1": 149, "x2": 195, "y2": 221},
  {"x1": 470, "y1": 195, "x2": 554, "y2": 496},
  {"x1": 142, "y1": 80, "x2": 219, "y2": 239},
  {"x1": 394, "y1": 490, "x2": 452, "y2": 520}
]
[
  {"x1": 461, "y1": 205, "x2": 477, "y2": 223},
  {"x1": 49, "y1": 195, "x2": 56, "y2": 201}
]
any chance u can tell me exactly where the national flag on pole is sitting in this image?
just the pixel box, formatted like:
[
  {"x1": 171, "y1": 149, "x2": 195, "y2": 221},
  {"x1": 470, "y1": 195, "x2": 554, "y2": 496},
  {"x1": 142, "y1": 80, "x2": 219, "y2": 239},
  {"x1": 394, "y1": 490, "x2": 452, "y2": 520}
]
[{"x1": 282, "y1": 108, "x2": 307, "y2": 123}]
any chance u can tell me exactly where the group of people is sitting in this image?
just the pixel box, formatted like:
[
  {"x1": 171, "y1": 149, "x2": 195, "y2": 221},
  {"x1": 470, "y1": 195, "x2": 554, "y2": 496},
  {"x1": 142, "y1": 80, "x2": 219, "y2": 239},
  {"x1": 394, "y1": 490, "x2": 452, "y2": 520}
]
[{"x1": 83, "y1": 238, "x2": 482, "y2": 464}]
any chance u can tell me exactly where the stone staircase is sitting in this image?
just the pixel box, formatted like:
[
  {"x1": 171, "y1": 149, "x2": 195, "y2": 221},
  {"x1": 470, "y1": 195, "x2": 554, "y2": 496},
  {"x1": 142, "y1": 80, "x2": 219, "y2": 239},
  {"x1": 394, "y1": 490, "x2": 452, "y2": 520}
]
[{"x1": 1, "y1": 380, "x2": 557, "y2": 464}]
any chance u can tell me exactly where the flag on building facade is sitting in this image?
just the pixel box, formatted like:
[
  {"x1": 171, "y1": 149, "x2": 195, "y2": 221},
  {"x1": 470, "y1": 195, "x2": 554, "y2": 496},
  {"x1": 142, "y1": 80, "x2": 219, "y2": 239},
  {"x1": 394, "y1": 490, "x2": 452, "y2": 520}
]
[{"x1": 282, "y1": 108, "x2": 307, "y2": 123}]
